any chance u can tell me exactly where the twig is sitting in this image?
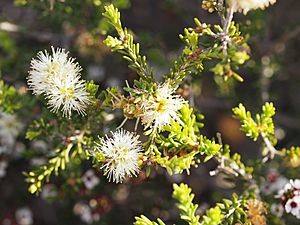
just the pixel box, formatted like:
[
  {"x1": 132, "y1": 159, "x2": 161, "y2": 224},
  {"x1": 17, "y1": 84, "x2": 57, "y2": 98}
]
[
  {"x1": 221, "y1": 5, "x2": 234, "y2": 54},
  {"x1": 261, "y1": 132, "x2": 284, "y2": 161}
]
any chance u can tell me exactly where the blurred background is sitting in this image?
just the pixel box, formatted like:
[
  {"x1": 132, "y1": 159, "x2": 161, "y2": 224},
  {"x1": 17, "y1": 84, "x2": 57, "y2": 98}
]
[{"x1": 0, "y1": 0, "x2": 300, "y2": 224}]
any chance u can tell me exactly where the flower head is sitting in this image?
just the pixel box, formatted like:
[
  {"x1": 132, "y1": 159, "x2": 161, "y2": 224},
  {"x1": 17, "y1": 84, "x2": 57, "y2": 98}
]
[
  {"x1": 141, "y1": 82, "x2": 186, "y2": 131},
  {"x1": 246, "y1": 199, "x2": 267, "y2": 225},
  {"x1": 82, "y1": 170, "x2": 100, "y2": 190},
  {"x1": 28, "y1": 46, "x2": 90, "y2": 118},
  {"x1": 95, "y1": 129, "x2": 143, "y2": 183},
  {"x1": 260, "y1": 169, "x2": 288, "y2": 195},
  {"x1": 228, "y1": 0, "x2": 276, "y2": 14},
  {"x1": 277, "y1": 179, "x2": 300, "y2": 219},
  {"x1": 285, "y1": 196, "x2": 300, "y2": 219},
  {"x1": 270, "y1": 203, "x2": 284, "y2": 217},
  {"x1": 46, "y1": 71, "x2": 90, "y2": 118},
  {"x1": 0, "y1": 160, "x2": 8, "y2": 178},
  {"x1": 0, "y1": 110, "x2": 23, "y2": 153},
  {"x1": 15, "y1": 207, "x2": 33, "y2": 225}
]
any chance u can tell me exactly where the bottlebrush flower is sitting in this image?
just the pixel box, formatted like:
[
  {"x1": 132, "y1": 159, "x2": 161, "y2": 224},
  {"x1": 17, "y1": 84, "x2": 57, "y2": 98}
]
[
  {"x1": 45, "y1": 70, "x2": 90, "y2": 118},
  {"x1": 28, "y1": 46, "x2": 90, "y2": 118},
  {"x1": 141, "y1": 81, "x2": 186, "y2": 131},
  {"x1": 228, "y1": 0, "x2": 276, "y2": 14},
  {"x1": 94, "y1": 129, "x2": 142, "y2": 183}
]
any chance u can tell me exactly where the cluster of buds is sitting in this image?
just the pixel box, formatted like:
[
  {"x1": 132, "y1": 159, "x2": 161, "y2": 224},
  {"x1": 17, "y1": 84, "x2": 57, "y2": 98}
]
[
  {"x1": 112, "y1": 81, "x2": 186, "y2": 132},
  {"x1": 202, "y1": 0, "x2": 223, "y2": 13}
]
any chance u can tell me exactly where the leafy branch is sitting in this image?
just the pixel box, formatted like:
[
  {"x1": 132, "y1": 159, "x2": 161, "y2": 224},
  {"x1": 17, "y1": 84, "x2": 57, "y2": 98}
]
[
  {"x1": 24, "y1": 131, "x2": 87, "y2": 194},
  {"x1": 134, "y1": 215, "x2": 166, "y2": 225},
  {"x1": 173, "y1": 183, "x2": 200, "y2": 225},
  {"x1": 0, "y1": 80, "x2": 23, "y2": 112},
  {"x1": 103, "y1": 4, "x2": 154, "y2": 82},
  {"x1": 233, "y1": 102, "x2": 284, "y2": 160}
]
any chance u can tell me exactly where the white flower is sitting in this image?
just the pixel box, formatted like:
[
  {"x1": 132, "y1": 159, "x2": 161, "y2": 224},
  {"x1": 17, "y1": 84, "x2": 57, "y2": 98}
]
[
  {"x1": 95, "y1": 129, "x2": 143, "y2": 183},
  {"x1": 46, "y1": 70, "x2": 90, "y2": 118},
  {"x1": 277, "y1": 180, "x2": 296, "y2": 198},
  {"x1": 41, "y1": 184, "x2": 57, "y2": 200},
  {"x1": 31, "y1": 140, "x2": 48, "y2": 153},
  {"x1": 270, "y1": 203, "x2": 284, "y2": 217},
  {"x1": 30, "y1": 157, "x2": 47, "y2": 167},
  {"x1": 73, "y1": 202, "x2": 93, "y2": 224},
  {"x1": 141, "y1": 82, "x2": 186, "y2": 131},
  {"x1": 73, "y1": 202, "x2": 100, "y2": 224},
  {"x1": 15, "y1": 207, "x2": 33, "y2": 225},
  {"x1": 0, "y1": 160, "x2": 8, "y2": 178},
  {"x1": 260, "y1": 169, "x2": 288, "y2": 195},
  {"x1": 228, "y1": 0, "x2": 276, "y2": 14},
  {"x1": 82, "y1": 170, "x2": 100, "y2": 190},
  {"x1": 285, "y1": 196, "x2": 300, "y2": 219},
  {"x1": 0, "y1": 110, "x2": 23, "y2": 151},
  {"x1": 291, "y1": 179, "x2": 300, "y2": 189},
  {"x1": 28, "y1": 46, "x2": 90, "y2": 118}
]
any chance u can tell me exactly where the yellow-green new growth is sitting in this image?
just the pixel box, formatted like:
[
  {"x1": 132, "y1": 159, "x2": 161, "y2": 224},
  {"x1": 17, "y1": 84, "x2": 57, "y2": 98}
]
[
  {"x1": 172, "y1": 183, "x2": 200, "y2": 225},
  {"x1": 103, "y1": 4, "x2": 153, "y2": 82}
]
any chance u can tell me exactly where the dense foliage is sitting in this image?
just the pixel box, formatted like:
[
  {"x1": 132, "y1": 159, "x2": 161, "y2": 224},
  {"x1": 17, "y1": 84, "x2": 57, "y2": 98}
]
[{"x1": 1, "y1": 0, "x2": 300, "y2": 224}]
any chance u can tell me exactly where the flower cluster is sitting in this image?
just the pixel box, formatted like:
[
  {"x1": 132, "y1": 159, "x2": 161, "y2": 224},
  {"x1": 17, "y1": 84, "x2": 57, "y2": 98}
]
[
  {"x1": 228, "y1": 0, "x2": 277, "y2": 14},
  {"x1": 73, "y1": 197, "x2": 111, "y2": 224},
  {"x1": 15, "y1": 207, "x2": 33, "y2": 225},
  {"x1": 141, "y1": 82, "x2": 186, "y2": 131},
  {"x1": 82, "y1": 169, "x2": 100, "y2": 190},
  {"x1": 28, "y1": 46, "x2": 90, "y2": 118},
  {"x1": 0, "y1": 160, "x2": 8, "y2": 178},
  {"x1": 278, "y1": 179, "x2": 300, "y2": 219},
  {"x1": 0, "y1": 110, "x2": 23, "y2": 154},
  {"x1": 246, "y1": 199, "x2": 267, "y2": 225},
  {"x1": 260, "y1": 169, "x2": 288, "y2": 195},
  {"x1": 73, "y1": 202, "x2": 100, "y2": 224},
  {"x1": 114, "y1": 81, "x2": 186, "y2": 132},
  {"x1": 94, "y1": 129, "x2": 143, "y2": 183}
]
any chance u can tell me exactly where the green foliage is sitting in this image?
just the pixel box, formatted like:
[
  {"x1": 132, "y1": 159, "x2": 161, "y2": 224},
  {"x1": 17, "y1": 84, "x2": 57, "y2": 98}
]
[
  {"x1": 134, "y1": 215, "x2": 166, "y2": 225},
  {"x1": 24, "y1": 143, "x2": 74, "y2": 194},
  {"x1": 166, "y1": 17, "x2": 250, "y2": 86},
  {"x1": 153, "y1": 105, "x2": 221, "y2": 174},
  {"x1": 156, "y1": 104, "x2": 201, "y2": 150},
  {"x1": 2, "y1": 0, "x2": 299, "y2": 225},
  {"x1": 24, "y1": 131, "x2": 88, "y2": 194},
  {"x1": 25, "y1": 118, "x2": 51, "y2": 141},
  {"x1": 139, "y1": 183, "x2": 251, "y2": 225},
  {"x1": 233, "y1": 102, "x2": 276, "y2": 142},
  {"x1": 198, "y1": 136, "x2": 222, "y2": 162},
  {"x1": 0, "y1": 80, "x2": 22, "y2": 113},
  {"x1": 103, "y1": 4, "x2": 154, "y2": 82},
  {"x1": 216, "y1": 194, "x2": 248, "y2": 225},
  {"x1": 14, "y1": 0, "x2": 131, "y2": 34},
  {"x1": 172, "y1": 183, "x2": 200, "y2": 225},
  {"x1": 154, "y1": 151, "x2": 198, "y2": 175},
  {"x1": 201, "y1": 206, "x2": 223, "y2": 225},
  {"x1": 284, "y1": 146, "x2": 300, "y2": 167}
]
